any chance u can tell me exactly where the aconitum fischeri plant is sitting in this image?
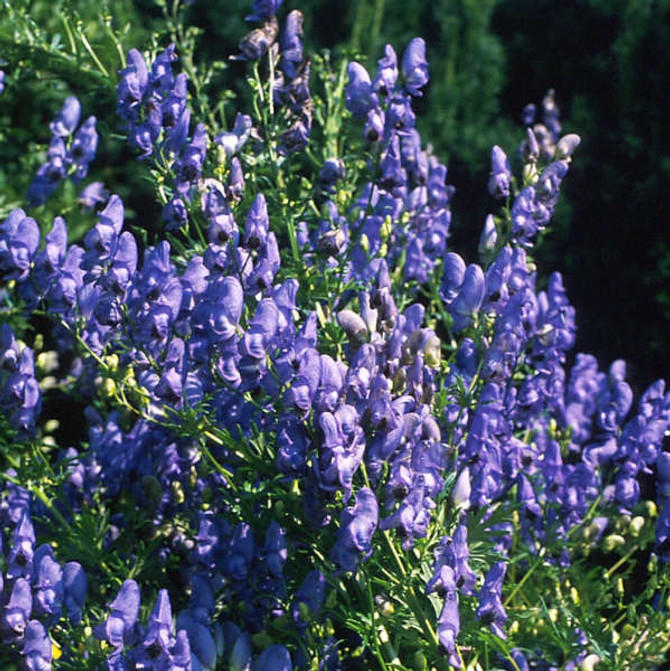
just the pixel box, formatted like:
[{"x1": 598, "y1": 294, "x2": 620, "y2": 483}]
[{"x1": 0, "y1": 1, "x2": 668, "y2": 670}]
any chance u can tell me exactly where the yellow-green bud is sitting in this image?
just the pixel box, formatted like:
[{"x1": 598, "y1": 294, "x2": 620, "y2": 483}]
[
  {"x1": 628, "y1": 516, "x2": 645, "y2": 537},
  {"x1": 621, "y1": 623, "x2": 635, "y2": 640},
  {"x1": 102, "y1": 378, "x2": 117, "y2": 398},
  {"x1": 44, "y1": 419, "x2": 60, "y2": 434},
  {"x1": 615, "y1": 577, "x2": 625, "y2": 597},
  {"x1": 423, "y1": 333, "x2": 441, "y2": 368},
  {"x1": 645, "y1": 500, "x2": 658, "y2": 518},
  {"x1": 603, "y1": 534, "x2": 626, "y2": 551},
  {"x1": 170, "y1": 481, "x2": 185, "y2": 505}
]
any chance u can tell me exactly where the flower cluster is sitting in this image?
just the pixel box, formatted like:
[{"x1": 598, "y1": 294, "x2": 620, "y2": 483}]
[{"x1": 27, "y1": 96, "x2": 98, "y2": 207}]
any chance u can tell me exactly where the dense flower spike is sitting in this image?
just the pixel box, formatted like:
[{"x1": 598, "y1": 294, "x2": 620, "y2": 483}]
[{"x1": 28, "y1": 97, "x2": 98, "y2": 206}]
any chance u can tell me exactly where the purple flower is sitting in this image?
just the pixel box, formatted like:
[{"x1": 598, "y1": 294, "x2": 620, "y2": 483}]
[
  {"x1": 50, "y1": 96, "x2": 81, "y2": 137},
  {"x1": 79, "y1": 182, "x2": 110, "y2": 211},
  {"x1": 254, "y1": 644, "x2": 292, "y2": 671},
  {"x1": 429, "y1": 565, "x2": 460, "y2": 665},
  {"x1": 32, "y1": 545, "x2": 64, "y2": 621},
  {"x1": 175, "y1": 123, "x2": 208, "y2": 195},
  {"x1": 7, "y1": 510, "x2": 36, "y2": 580},
  {"x1": 476, "y1": 561, "x2": 508, "y2": 639},
  {"x1": 331, "y1": 487, "x2": 379, "y2": 572},
  {"x1": 95, "y1": 579, "x2": 141, "y2": 652},
  {"x1": 214, "y1": 114, "x2": 253, "y2": 160},
  {"x1": 402, "y1": 38, "x2": 428, "y2": 96},
  {"x1": 373, "y1": 44, "x2": 398, "y2": 97},
  {"x1": 0, "y1": 209, "x2": 41, "y2": 281},
  {"x1": 346, "y1": 63, "x2": 377, "y2": 119},
  {"x1": 63, "y1": 561, "x2": 88, "y2": 625},
  {"x1": 117, "y1": 49, "x2": 149, "y2": 122},
  {"x1": 68, "y1": 116, "x2": 98, "y2": 179},
  {"x1": 4, "y1": 577, "x2": 32, "y2": 637},
  {"x1": 22, "y1": 620, "x2": 53, "y2": 671},
  {"x1": 279, "y1": 10, "x2": 304, "y2": 80},
  {"x1": 488, "y1": 146, "x2": 511, "y2": 199}
]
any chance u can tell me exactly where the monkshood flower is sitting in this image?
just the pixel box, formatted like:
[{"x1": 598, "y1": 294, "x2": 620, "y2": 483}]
[
  {"x1": 401, "y1": 38, "x2": 428, "y2": 96},
  {"x1": 346, "y1": 62, "x2": 378, "y2": 119},
  {"x1": 50, "y1": 96, "x2": 81, "y2": 137},
  {"x1": 372, "y1": 45, "x2": 398, "y2": 98},
  {"x1": 279, "y1": 10, "x2": 304, "y2": 80},
  {"x1": 94, "y1": 579, "x2": 141, "y2": 654},
  {"x1": 214, "y1": 113, "x2": 253, "y2": 161},
  {"x1": 0, "y1": 209, "x2": 40, "y2": 281},
  {"x1": 488, "y1": 146, "x2": 511, "y2": 199},
  {"x1": 331, "y1": 487, "x2": 379, "y2": 572},
  {"x1": 254, "y1": 643, "x2": 293, "y2": 670},
  {"x1": 28, "y1": 97, "x2": 98, "y2": 206},
  {"x1": 427, "y1": 565, "x2": 460, "y2": 666},
  {"x1": 22, "y1": 620, "x2": 53, "y2": 671},
  {"x1": 32, "y1": 545, "x2": 64, "y2": 622},
  {"x1": 476, "y1": 561, "x2": 508, "y2": 639},
  {"x1": 3, "y1": 577, "x2": 32, "y2": 639},
  {"x1": 0, "y1": 70, "x2": 5, "y2": 94},
  {"x1": 236, "y1": 17, "x2": 280, "y2": 61},
  {"x1": 79, "y1": 181, "x2": 110, "y2": 211},
  {"x1": 7, "y1": 510, "x2": 36, "y2": 580},
  {"x1": 62, "y1": 561, "x2": 88, "y2": 626},
  {"x1": 134, "y1": 590, "x2": 196, "y2": 670}
]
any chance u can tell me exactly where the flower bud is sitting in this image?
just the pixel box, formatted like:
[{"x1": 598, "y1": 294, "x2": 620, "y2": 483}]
[
  {"x1": 451, "y1": 467, "x2": 471, "y2": 511},
  {"x1": 102, "y1": 378, "x2": 117, "y2": 398},
  {"x1": 603, "y1": 534, "x2": 626, "y2": 551},
  {"x1": 580, "y1": 654, "x2": 600, "y2": 671},
  {"x1": 628, "y1": 516, "x2": 645, "y2": 537}
]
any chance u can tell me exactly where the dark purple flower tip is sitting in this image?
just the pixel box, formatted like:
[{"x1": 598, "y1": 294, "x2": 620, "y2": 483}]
[
  {"x1": 402, "y1": 38, "x2": 428, "y2": 96},
  {"x1": 254, "y1": 643, "x2": 292, "y2": 671},
  {"x1": 50, "y1": 96, "x2": 81, "y2": 137}
]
